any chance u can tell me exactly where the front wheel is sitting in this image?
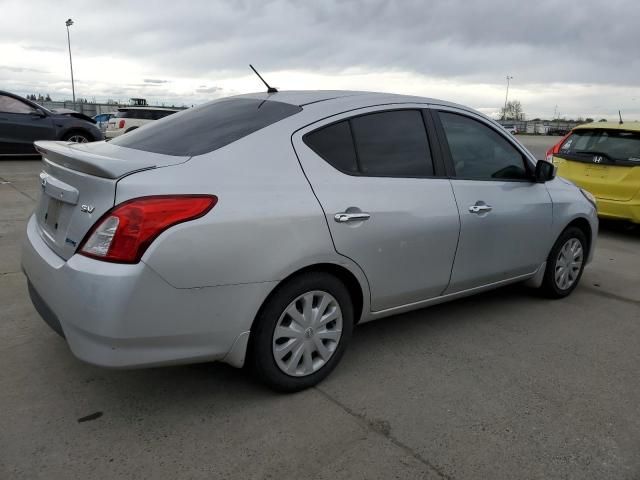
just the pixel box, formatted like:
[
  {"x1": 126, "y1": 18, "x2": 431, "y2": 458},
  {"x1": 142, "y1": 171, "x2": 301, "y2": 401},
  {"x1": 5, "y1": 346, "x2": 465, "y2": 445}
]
[
  {"x1": 63, "y1": 132, "x2": 90, "y2": 143},
  {"x1": 540, "y1": 227, "x2": 588, "y2": 298},
  {"x1": 249, "y1": 272, "x2": 353, "y2": 392}
]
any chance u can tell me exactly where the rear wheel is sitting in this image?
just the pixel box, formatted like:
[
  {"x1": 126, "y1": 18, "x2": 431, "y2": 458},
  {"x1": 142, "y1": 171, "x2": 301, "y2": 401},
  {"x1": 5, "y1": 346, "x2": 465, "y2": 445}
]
[
  {"x1": 540, "y1": 226, "x2": 587, "y2": 298},
  {"x1": 250, "y1": 272, "x2": 353, "y2": 392}
]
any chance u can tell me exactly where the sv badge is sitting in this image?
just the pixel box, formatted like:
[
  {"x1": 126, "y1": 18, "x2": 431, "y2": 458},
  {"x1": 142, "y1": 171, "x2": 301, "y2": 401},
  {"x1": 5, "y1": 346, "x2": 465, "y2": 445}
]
[{"x1": 80, "y1": 204, "x2": 95, "y2": 213}]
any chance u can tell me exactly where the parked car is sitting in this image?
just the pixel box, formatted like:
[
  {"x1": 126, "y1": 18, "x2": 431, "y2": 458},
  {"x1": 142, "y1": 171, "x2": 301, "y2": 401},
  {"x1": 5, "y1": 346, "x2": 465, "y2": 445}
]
[
  {"x1": 502, "y1": 124, "x2": 518, "y2": 135},
  {"x1": 105, "y1": 106, "x2": 180, "y2": 138},
  {"x1": 93, "y1": 112, "x2": 116, "y2": 134},
  {"x1": 22, "y1": 91, "x2": 597, "y2": 392},
  {"x1": 548, "y1": 122, "x2": 640, "y2": 223},
  {"x1": 0, "y1": 90, "x2": 103, "y2": 156}
]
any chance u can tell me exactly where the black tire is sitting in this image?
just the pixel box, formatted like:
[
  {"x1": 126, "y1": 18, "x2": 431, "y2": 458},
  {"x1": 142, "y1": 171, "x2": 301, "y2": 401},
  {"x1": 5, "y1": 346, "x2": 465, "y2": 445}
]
[
  {"x1": 249, "y1": 272, "x2": 354, "y2": 392},
  {"x1": 540, "y1": 226, "x2": 588, "y2": 298},
  {"x1": 62, "y1": 131, "x2": 91, "y2": 143}
]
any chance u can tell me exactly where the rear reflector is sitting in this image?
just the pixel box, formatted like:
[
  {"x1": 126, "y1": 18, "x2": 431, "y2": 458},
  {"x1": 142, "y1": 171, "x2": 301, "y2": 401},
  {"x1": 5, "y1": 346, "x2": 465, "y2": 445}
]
[{"x1": 79, "y1": 195, "x2": 217, "y2": 263}]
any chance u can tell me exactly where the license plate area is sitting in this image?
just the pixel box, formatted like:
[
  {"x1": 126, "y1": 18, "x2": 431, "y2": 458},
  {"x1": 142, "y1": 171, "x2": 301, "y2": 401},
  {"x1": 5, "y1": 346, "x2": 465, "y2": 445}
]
[
  {"x1": 584, "y1": 165, "x2": 609, "y2": 179},
  {"x1": 43, "y1": 198, "x2": 63, "y2": 234}
]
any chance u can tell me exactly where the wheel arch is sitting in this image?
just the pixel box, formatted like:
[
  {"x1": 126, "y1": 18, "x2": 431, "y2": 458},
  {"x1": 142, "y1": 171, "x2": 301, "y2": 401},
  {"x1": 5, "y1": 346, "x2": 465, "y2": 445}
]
[
  {"x1": 60, "y1": 127, "x2": 95, "y2": 142},
  {"x1": 254, "y1": 262, "x2": 367, "y2": 331},
  {"x1": 565, "y1": 216, "x2": 593, "y2": 257}
]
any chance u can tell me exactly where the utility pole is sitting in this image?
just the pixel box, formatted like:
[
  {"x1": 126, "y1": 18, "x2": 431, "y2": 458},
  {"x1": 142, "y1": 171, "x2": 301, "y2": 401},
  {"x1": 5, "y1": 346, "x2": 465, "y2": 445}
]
[
  {"x1": 65, "y1": 18, "x2": 76, "y2": 107},
  {"x1": 502, "y1": 75, "x2": 513, "y2": 120}
]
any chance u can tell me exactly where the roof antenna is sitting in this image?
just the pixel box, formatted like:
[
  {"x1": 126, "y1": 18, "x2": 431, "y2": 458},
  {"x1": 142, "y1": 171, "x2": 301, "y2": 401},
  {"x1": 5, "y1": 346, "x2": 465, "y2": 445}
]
[
  {"x1": 618, "y1": 110, "x2": 623, "y2": 125},
  {"x1": 249, "y1": 64, "x2": 278, "y2": 93}
]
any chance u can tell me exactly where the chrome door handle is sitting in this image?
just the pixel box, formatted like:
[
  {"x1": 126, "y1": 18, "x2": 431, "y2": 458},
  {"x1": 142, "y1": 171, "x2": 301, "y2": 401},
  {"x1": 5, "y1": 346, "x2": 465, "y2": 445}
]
[
  {"x1": 468, "y1": 204, "x2": 492, "y2": 214},
  {"x1": 334, "y1": 212, "x2": 371, "y2": 223}
]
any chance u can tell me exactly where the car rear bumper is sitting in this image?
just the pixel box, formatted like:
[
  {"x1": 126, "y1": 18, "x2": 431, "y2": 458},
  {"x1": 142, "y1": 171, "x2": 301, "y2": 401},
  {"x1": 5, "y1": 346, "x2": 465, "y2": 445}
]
[
  {"x1": 21, "y1": 214, "x2": 274, "y2": 368},
  {"x1": 596, "y1": 196, "x2": 640, "y2": 223}
]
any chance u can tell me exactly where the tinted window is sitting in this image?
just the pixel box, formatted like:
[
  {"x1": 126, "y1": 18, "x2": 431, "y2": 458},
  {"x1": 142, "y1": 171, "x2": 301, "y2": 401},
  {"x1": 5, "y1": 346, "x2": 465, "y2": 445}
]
[
  {"x1": 151, "y1": 110, "x2": 176, "y2": 120},
  {"x1": 351, "y1": 111, "x2": 433, "y2": 176},
  {"x1": 559, "y1": 129, "x2": 640, "y2": 162},
  {"x1": 0, "y1": 95, "x2": 35, "y2": 114},
  {"x1": 111, "y1": 98, "x2": 302, "y2": 156},
  {"x1": 304, "y1": 110, "x2": 434, "y2": 177},
  {"x1": 439, "y1": 112, "x2": 528, "y2": 180},
  {"x1": 303, "y1": 121, "x2": 358, "y2": 173}
]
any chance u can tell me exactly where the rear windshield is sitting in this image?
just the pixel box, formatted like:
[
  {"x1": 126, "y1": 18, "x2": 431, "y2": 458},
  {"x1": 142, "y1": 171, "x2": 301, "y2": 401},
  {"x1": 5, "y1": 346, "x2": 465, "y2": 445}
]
[
  {"x1": 559, "y1": 129, "x2": 640, "y2": 164},
  {"x1": 110, "y1": 98, "x2": 302, "y2": 156},
  {"x1": 115, "y1": 109, "x2": 177, "y2": 120}
]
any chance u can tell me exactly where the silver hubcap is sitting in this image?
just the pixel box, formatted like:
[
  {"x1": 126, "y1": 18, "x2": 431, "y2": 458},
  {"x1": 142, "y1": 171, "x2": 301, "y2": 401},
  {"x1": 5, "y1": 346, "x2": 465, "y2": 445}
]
[
  {"x1": 67, "y1": 135, "x2": 88, "y2": 143},
  {"x1": 555, "y1": 238, "x2": 583, "y2": 290},
  {"x1": 272, "y1": 290, "x2": 343, "y2": 377}
]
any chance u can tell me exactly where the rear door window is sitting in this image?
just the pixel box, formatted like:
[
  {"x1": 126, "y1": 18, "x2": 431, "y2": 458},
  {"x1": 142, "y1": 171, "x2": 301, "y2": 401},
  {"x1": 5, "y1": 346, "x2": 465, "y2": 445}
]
[
  {"x1": 303, "y1": 110, "x2": 435, "y2": 177},
  {"x1": 111, "y1": 98, "x2": 302, "y2": 156}
]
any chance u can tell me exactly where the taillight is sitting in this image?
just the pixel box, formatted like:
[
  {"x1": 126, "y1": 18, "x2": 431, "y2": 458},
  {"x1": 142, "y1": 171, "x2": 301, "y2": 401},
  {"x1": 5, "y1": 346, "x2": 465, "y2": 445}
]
[
  {"x1": 79, "y1": 195, "x2": 217, "y2": 263},
  {"x1": 118, "y1": 119, "x2": 125, "y2": 129}
]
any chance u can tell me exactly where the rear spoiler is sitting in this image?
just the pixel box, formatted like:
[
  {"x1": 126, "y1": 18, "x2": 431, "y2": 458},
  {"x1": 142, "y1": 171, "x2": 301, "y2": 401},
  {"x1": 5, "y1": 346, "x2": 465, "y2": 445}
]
[{"x1": 34, "y1": 141, "x2": 186, "y2": 179}]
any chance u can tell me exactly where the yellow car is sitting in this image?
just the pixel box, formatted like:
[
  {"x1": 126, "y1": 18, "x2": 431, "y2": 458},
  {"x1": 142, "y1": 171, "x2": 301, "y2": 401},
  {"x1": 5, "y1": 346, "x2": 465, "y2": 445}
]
[{"x1": 548, "y1": 122, "x2": 640, "y2": 223}]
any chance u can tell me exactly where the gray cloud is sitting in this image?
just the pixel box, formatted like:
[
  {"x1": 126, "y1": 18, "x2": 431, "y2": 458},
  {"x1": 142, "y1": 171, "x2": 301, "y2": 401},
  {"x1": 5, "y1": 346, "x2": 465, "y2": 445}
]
[
  {"x1": 21, "y1": 44, "x2": 64, "y2": 52},
  {"x1": 1, "y1": 0, "x2": 639, "y2": 117},
  {"x1": 196, "y1": 86, "x2": 222, "y2": 93},
  {"x1": 0, "y1": 65, "x2": 48, "y2": 73}
]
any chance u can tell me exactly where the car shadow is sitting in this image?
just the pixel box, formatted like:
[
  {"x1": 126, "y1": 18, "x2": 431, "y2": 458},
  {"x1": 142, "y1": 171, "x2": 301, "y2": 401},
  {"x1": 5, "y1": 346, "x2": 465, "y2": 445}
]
[
  {"x1": 598, "y1": 218, "x2": 640, "y2": 240},
  {"x1": 78, "y1": 282, "x2": 537, "y2": 405}
]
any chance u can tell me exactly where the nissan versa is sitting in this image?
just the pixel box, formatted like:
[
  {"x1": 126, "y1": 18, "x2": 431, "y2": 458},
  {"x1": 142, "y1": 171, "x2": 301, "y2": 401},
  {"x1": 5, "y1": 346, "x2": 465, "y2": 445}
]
[{"x1": 22, "y1": 91, "x2": 598, "y2": 391}]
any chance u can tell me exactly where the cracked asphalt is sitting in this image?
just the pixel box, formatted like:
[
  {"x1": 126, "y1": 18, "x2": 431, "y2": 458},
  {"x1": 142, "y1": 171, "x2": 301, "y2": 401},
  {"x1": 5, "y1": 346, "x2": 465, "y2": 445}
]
[{"x1": 1, "y1": 139, "x2": 639, "y2": 479}]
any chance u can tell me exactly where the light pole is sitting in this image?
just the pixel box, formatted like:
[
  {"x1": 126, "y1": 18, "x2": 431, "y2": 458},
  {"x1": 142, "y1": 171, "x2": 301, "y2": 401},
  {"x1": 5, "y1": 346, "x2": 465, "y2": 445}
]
[
  {"x1": 502, "y1": 75, "x2": 513, "y2": 120},
  {"x1": 65, "y1": 18, "x2": 76, "y2": 107}
]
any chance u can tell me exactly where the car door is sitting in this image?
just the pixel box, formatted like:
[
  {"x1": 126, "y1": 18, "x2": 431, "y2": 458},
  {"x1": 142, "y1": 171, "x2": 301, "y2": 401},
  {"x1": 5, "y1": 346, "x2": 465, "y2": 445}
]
[
  {"x1": 0, "y1": 94, "x2": 54, "y2": 154},
  {"x1": 293, "y1": 107, "x2": 460, "y2": 312},
  {"x1": 431, "y1": 108, "x2": 553, "y2": 293}
]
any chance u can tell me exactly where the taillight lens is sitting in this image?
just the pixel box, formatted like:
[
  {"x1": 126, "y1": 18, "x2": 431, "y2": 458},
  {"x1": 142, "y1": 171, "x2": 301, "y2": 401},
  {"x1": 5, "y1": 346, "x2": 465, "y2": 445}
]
[
  {"x1": 118, "y1": 119, "x2": 125, "y2": 129},
  {"x1": 79, "y1": 195, "x2": 217, "y2": 263}
]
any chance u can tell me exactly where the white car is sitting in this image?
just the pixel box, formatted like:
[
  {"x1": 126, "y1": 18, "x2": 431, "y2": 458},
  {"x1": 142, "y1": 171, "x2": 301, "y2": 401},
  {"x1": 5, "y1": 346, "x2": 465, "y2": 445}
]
[
  {"x1": 502, "y1": 124, "x2": 518, "y2": 135},
  {"x1": 105, "y1": 106, "x2": 180, "y2": 139}
]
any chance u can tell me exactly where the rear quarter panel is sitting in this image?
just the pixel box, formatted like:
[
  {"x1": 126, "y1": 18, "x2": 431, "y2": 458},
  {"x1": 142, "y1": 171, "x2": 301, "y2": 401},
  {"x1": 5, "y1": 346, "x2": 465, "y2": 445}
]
[{"x1": 114, "y1": 122, "x2": 371, "y2": 298}]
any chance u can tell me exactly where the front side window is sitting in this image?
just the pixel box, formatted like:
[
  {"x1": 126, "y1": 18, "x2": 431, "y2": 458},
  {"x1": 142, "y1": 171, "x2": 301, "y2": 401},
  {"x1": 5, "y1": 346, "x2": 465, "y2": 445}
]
[
  {"x1": 303, "y1": 110, "x2": 434, "y2": 177},
  {"x1": 439, "y1": 112, "x2": 529, "y2": 180},
  {"x1": 0, "y1": 95, "x2": 35, "y2": 114}
]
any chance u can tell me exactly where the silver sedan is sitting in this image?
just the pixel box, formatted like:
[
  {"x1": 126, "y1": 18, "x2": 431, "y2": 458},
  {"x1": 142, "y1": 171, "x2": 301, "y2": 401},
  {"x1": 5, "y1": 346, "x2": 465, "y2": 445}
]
[{"x1": 22, "y1": 91, "x2": 598, "y2": 391}]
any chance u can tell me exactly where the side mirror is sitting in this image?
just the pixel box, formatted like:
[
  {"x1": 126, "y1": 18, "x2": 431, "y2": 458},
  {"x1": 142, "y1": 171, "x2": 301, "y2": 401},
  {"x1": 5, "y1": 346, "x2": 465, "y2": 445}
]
[
  {"x1": 31, "y1": 108, "x2": 47, "y2": 118},
  {"x1": 535, "y1": 160, "x2": 556, "y2": 183}
]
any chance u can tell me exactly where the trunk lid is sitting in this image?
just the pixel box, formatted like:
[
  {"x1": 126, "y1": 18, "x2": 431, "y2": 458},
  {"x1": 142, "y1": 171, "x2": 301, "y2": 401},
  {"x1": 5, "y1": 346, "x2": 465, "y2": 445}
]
[
  {"x1": 553, "y1": 155, "x2": 640, "y2": 201},
  {"x1": 33, "y1": 140, "x2": 189, "y2": 259}
]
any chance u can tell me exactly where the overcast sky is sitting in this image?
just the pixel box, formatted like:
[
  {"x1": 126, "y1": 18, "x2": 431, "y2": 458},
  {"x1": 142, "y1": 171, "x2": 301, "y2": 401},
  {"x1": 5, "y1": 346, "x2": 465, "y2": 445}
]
[{"x1": 1, "y1": 0, "x2": 639, "y2": 120}]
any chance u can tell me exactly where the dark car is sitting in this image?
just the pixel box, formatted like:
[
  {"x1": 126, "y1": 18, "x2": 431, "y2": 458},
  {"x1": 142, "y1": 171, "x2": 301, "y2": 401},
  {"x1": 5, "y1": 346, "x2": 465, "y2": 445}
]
[{"x1": 0, "y1": 90, "x2": 104, "y2": 157}]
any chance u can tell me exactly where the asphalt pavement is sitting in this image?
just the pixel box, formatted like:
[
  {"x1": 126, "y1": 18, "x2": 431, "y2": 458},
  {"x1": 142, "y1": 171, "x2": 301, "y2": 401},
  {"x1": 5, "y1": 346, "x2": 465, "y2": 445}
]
[{"x1": 1, "y1": 138, "x2": 639, "y2": 479}]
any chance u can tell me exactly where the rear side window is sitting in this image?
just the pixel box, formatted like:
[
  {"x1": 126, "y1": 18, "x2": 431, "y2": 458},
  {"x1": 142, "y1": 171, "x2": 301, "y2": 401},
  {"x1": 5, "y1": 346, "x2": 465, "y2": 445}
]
[
  {"x1": 111, "y1": 98, "x2": 302, "y2": 156},
  {"x1": 303, "y1": 121, "x2": 358, "y2": 173},
  {"x1": 304, "y1": 110, "x2": 434, "y2": 177},
  {"x1": 439, "y1": 112, "x2": 529, "y2": 180}
]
